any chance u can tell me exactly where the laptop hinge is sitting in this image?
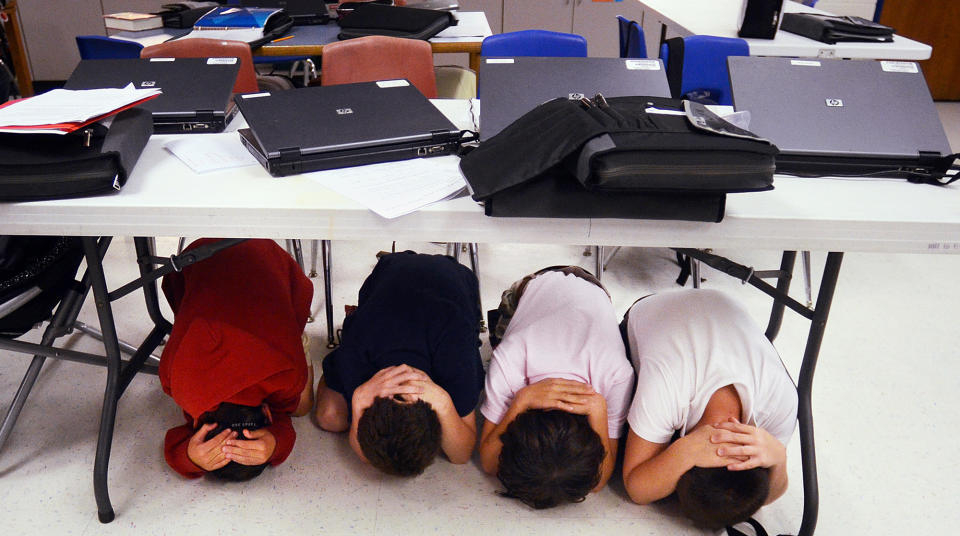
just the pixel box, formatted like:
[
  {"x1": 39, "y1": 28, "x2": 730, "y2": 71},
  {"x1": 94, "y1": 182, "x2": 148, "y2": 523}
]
[
  {"x1": 430, "y1": 129, "x2": 454, "y2": 142},
  {"x1": 918, "y1": 151, "x2": 944, "y2": 167},
  {"x1": 278, "y1": 147, "x2": 302, "y2": 162},
  {"x1": 197, "y1": 110, "x2": 216, "y2": 122}
]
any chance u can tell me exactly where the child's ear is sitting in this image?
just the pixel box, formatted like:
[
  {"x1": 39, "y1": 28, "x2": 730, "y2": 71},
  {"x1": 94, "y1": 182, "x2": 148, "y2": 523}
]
[{"x1": 262, "y1": 403, "x2": 273, "y2": 425}]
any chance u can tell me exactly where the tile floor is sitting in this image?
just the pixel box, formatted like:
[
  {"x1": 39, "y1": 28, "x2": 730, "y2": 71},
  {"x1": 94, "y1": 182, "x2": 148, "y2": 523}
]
[{"x1": 1, "y1": 103, "x2": 958, "y2": 535}]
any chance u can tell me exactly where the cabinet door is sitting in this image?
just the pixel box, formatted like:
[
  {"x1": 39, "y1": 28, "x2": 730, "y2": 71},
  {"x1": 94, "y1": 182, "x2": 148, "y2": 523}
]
[
  {"x1": 879, "y1": 0, "x2": 959, "y2": 100},
  {"x1": 572, "y1": 0, "x2": 647, "y2": 57},
  {"x1": 503, "y1": 0, "x2": 573, "y2": 34}
]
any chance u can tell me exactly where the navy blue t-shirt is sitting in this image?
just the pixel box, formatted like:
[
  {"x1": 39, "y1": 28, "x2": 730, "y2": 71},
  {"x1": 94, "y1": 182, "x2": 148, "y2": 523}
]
[{"x1": 321, "y1": 251, "x2": 484, "y2": 417}]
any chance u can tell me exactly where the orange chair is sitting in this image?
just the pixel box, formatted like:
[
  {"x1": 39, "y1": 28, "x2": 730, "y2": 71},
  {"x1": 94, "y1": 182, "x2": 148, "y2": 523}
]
[
  {"x1": 319, "y1": 35, "x2": 438, "y2": 98},
  {"x1": 141, "y1": 38, "x2": 260, "y2": 94}
]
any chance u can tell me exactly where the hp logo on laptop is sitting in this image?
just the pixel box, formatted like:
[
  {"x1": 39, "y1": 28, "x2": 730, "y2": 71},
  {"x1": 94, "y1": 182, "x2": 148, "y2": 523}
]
[
  {"x1": 336, "y1": 108, "x2": 353, "y2": 115},
  {"x1": 140, "y1": 81, "x2": 156, "y2": 87},
  {"x1": 825, "y1": 98, "x2": 844, "y2": 107},
  {"x1": 568, "y1": 93, "x2": 585, "y2": 100}
]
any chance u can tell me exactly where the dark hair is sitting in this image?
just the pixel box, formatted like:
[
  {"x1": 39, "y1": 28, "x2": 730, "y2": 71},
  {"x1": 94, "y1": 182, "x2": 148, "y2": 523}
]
[
  {"x1": 356, "y1": 397, "x2": 442, "y2": 476},
  {"x1": 200, "y1": 402, "x2": 270, "y2": 482},
  {"x1": 675, "y1": 466, "x2": 771, "y2": 529},
  {"x1": 496, "y1": 409, "x2": 605, "y2": 509}
]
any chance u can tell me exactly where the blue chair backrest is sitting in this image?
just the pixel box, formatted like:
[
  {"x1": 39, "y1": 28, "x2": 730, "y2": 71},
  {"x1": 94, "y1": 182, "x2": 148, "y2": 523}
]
[
  {"x1": 75, "y1": 35, "x2": 144, "y2": 60},
  {"x1": 798, "y1": 0, "x2": 818, "y2": 5},
  {"x1": 617, "y1": 16, "x2": 646, "y2": 58},
  {"x1": 659, "y1": 35, "x2": 748, "y2": 105},
  {"x1": 481, "y1": 29, "x2": 587, "y2": 57}
]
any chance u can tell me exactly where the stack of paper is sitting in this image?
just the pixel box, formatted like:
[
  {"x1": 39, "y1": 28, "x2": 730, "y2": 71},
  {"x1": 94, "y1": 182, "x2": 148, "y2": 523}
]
[{"x1": 0, "y1": 85, "x2": 161, "y2": 135}]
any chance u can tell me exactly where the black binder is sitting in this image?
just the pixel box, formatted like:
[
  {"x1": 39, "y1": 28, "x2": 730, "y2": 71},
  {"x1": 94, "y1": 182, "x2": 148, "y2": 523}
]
[{"x1": 0, "y1": 108, "x2": 153, "y2": 201}]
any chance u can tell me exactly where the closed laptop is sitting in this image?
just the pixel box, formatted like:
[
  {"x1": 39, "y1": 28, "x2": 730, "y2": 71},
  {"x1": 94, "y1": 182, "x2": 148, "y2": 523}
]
[
  {"x1": 65, "y1": 57, "x2": 240, "y2": 134},
  {"x1": 479, "y1": 56, "x2": 671, "y2": 140},
  {"x1": 728, "y1": 56, "x2": 954, "y2": 180},
  {"x1": 234, "y1": 80, "x2": 462, "y2": 176}
]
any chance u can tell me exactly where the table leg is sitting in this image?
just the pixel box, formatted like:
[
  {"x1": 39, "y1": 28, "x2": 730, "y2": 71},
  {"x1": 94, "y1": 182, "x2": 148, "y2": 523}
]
[
  {"x1": 796, "y1": 251, "x2": 843, "y2": 536},
  {"x1": 469, "y1": 51, "x2": 480, "y2": 73},
  {"x1": 81, "y1": 237, "x2": 122, "y2": 524}
]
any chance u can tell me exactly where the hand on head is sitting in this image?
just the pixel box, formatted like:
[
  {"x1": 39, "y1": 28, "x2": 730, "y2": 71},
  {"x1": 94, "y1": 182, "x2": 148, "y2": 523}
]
[
  {"x1": 352, "y1": 364, "x2": 429, "y2": 413},
  {"x1": 517, "y1": 378, "x2": 604, "y2": 415},
  {"x1": 187, "y1": 423, "x2": 236, "y2": 472},
  {"x1": 709, "y1": 417, "x2": 786, "y2": 471}
]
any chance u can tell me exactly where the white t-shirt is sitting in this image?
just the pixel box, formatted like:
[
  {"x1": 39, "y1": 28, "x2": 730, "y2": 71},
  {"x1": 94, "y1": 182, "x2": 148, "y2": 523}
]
[
  {"x1": 625, "y1": 289, "x2": 797, "y2": 446},
  {"x1": 480, "y1": 271, "x2": 635, "y2": 439}
]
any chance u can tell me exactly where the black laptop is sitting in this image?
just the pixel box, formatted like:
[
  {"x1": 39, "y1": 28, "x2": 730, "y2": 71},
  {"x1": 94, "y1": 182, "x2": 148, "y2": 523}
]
[
  {"x1": 238, "y1": 0, "x2": 334, "y2": 25},
  {"x1": 728, "y1": 56, "x2": 955, "y2": 182},
  {"x1": 479, "y1": 57, "x2": 672, "y2": 140},
  {"x1": 65, "y1": 58, "x2": 240, "y2": 134},
  {"x1": 234, "y1": 80, "x2": 462, "y2": 176}
]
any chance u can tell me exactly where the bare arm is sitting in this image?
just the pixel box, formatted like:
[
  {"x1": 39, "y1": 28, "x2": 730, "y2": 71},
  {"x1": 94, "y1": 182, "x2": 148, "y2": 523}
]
[
  {"x1": 622, "y1": 425, "x2": 744, "y2": 504},
  {"x1": 413, "y1": 378, "x2": 477, "y2": 464},
  {"x1": 314, "y1": 376, "x2": 349, "y2": 432}
]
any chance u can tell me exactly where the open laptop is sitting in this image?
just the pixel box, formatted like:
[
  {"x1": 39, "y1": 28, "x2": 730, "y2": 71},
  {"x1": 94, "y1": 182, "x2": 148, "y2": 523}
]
[
  {"x1": 238, "y1": 0, "x2": 334, "y2": 25},
  {"x1": 479, "y1": 57, "x2": 671, "y2": 140},
  {"x1": 728, "y1": 56, "x2": 954, "y2": 181},
  {"x1": 65, "y1": 58, "x2": 240, "y2": 134},
  {"x1": 234, "y1": 80, "x2": 462, "y2": 176}
]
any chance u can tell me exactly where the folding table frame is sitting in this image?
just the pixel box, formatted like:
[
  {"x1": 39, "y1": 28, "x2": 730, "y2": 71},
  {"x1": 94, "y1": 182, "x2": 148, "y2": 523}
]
[{"x1": 0, "y1": 237, "x2": 841, "y2": 535}]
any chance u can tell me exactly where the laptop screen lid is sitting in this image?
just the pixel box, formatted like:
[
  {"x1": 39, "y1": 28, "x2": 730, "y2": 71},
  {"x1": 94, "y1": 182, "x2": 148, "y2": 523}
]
[
  {"x1": 235, "y1": 80, "x2": 459, "y2": 159},
  {"x1": 64, "y1": 58, "x2": 239, "y2": 125},
  {"x1": 727, "y1": 56, "x2": 952, "y2": 162},
  {"x1": 238, "y1": 0, "x2": 333, "y2": 24},
  {"x1": 479, "y1": 57, "x2": 671, "y2": 141}
]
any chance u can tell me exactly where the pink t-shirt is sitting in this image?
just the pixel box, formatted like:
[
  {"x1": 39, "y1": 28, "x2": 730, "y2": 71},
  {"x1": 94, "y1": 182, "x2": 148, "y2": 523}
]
[{"x1": 480, "y1": 271, "x2": 635, "y2": 438}]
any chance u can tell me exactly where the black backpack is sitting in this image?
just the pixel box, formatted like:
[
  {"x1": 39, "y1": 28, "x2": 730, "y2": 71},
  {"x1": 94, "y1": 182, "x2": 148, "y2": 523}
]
[{"x1": 337, "y1": 2, "x2": 455, "y2": 40}]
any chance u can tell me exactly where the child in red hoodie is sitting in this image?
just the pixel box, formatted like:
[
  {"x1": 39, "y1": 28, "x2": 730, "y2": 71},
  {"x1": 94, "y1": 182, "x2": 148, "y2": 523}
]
[{"x1": 158, "y1": 238, "x2": 314, "y2": 480}]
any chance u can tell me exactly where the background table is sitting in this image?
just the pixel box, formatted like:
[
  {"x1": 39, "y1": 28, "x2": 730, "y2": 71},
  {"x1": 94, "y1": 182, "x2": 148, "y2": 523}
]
[{"x1": 636, "y1": 0, "x2": 932, "y2": 59}]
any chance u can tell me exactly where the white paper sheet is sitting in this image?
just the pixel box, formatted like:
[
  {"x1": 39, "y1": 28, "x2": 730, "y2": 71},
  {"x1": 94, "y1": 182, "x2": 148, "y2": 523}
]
[
  {"x1": 0, "y1": 85, "x2": 162, "y2": 129},
  {"x1": 434, "y1": 12, "x2": 492, "y2": 38},
  {"x1": 178, "y1": 28, "x2": 264, "y2": 43},
  {"x1": 306, "y1": 155, "x2": 467, "y2": 219},
  {"x1": 164, "y1": 136, "x2": 260, "y2": 173}
]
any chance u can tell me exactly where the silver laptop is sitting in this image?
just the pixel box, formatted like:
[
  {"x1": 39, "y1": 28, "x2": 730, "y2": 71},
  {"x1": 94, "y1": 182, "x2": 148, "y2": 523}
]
[
  {"x1": 479, "y1": 57, "x2": 671, "y2": 140},
  {"x1": 234, "y1": 80, "x2": 462, "y2": 176},
  {"x1": 728, "y1": 56, "x2": 953, "y2": 179}
]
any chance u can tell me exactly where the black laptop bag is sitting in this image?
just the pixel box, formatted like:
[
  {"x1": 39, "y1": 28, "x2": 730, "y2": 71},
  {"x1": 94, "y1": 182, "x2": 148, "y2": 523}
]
[
  {"x1": 0, "y1": 108, "x2": 153, "y2": 201},
  {"x1": 337, "y1": 2, "x2": 455, "y2": 40},
  {"x1": 459, "y1": 95, "x2": 777, "y2": 221},
  {"x1": 780, "y1": 13, "x2": 894, "y2": 44}
]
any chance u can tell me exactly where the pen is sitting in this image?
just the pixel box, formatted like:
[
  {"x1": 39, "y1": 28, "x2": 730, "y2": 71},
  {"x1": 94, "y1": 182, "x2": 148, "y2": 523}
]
[{"x1": 271, "y1": 35, "x2": 295, "y2": 43}]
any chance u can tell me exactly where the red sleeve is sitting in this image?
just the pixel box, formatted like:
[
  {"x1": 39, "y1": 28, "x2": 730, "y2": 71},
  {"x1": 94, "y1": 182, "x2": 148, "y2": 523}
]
[
  {"x1": 266, "y1": 413, "x2": 296, "y2": 466},
  {"x1": 164, "y1": 420, "x2": 205, "y2": 479}
]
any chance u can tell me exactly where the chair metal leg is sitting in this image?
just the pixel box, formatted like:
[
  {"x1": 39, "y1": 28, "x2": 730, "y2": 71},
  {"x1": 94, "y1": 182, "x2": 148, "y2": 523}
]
[
  {"x1": 177, "y1": 237, "x2": 186, "y2": 254},
  {"x1": 322, "y1": 240, "x2": 335, "y2": 348},
  {"x1": 447, "y1": 243, "x2": 462, "y2": 262},
  {"x1": 309, "y1": 239, "x2": 319, "y2": 278},
  {"x1": 802, "y1": 250, "x2": 813, "y2": 308},
  {"x1": 291, "y1": 239, "x2": 305, "y2": 272},
  {"x1": 468, "y1": 243, "x2": 479, "y2": 276},
  {"x1": 594, "y1": 246, "x2": 604, "y2": 281},
  {"x1": 691, "y1": 258, "x2": 701, "y2": 289}
]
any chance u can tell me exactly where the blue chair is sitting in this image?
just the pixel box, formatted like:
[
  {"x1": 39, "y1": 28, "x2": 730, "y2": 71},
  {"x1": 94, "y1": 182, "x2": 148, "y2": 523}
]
[
  {"x1": 617, "y1": 16, "x2": 647, "y2": 58},
  {"x1": 798, "y1": 0, "x2": 818, "y2": 5},
  {"x1": 75, "y1": 35, "x2": 144, "y2": 60},
  {"x1": 481, "y1": 29, "x2": 587, "y2": 57},
  {"x1": 659, "y1": 35, "x2": 748, "y2": 105}
]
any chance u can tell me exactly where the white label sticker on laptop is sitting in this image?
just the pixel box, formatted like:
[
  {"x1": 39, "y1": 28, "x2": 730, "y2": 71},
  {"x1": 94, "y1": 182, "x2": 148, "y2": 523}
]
[
  {"x1": 376, "y1": 80, "x2": 410, "y2": 88},
  {"x1": 241, "y1": 92, "x2": 271, "y2": 99},
  {"x1": 149, "y1": 57, "x2": 175, "y2": 62},
  {"x1": 625, "y1": 59, "x2": 660, "y2": 71},
  {"x1": 881, "y1": 61, "x2": 919, "y2": 73},
  {"x1": 485, "y1": 58, "x2": 514, "y2": 64},
  {"x1": 207, "y1": 57, "x2": 238, "y2": 65},
  {"x1": 791, "y1": 60, "x2": 821, "y2": 67}
]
